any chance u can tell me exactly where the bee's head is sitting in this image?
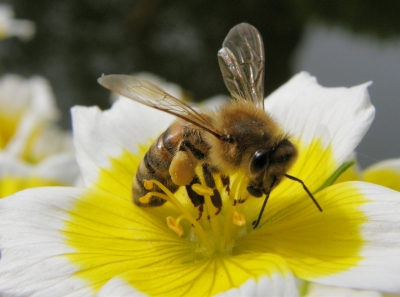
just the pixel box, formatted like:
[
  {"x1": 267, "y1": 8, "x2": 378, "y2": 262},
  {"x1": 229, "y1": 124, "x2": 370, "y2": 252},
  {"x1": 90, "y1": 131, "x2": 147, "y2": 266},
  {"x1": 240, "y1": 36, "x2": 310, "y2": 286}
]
[{"x1": 247, "y1": 138, "x2": 298, "y2": 197}]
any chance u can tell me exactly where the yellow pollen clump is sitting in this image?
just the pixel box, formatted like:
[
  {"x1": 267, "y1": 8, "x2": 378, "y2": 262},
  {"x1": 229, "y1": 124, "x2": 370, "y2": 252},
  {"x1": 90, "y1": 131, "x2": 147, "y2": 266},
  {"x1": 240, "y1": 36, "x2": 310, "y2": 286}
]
[
  {"x1": 191, "y1": 183, "x2": 214, "y2": 196},
  {"x1": 166, "y1": 216, "x2": 184, "y2": 237},
  {"x1": 169, "y1": 151, "x2": 196, "y2": 186},
  {"x1": 232, "y1": 211, "x2": 246, "y2": 226},
  {"x1": 138, "y1": 193, "x2": 152, "y2": 204},
  {"x1": 141, "y1": 173, "x2": 250, "y2": 255},
  {"x1": 143, "y1": 180, "x2": 154, "y2": 190}
]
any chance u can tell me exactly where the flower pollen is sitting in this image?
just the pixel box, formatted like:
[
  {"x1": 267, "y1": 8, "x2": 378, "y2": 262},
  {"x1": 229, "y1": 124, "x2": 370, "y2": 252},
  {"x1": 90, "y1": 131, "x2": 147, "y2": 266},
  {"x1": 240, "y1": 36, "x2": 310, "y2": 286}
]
[
  {"x1": 191, "y1": 183, "x2": 214, "y2": 196},
  {"x1": 166, "y1": 216, "x2": 184, "y2": 237},
  {"x1": 232, "y1": 211, "x2": 246, "y2": 226},
  {"x1": 144, "y1": 169, "x2": 254, "y2": 258}
]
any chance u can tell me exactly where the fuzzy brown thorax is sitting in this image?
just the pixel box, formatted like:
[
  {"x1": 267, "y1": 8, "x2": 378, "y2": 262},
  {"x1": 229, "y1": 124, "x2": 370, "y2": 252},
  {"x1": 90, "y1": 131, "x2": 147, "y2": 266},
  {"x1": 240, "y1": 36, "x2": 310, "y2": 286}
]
[
  {"x1": 205, "y1": 101, "x2": 281, "y2": 171},
  {"x1": 204, "y1": 100, "x2": 298, "y2": 196}
]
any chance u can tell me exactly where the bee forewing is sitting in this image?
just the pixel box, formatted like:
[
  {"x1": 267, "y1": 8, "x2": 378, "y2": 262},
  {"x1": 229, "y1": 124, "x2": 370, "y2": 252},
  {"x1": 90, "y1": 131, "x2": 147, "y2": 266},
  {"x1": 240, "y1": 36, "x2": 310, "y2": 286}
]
[
  {"x1": 98, "y1": 75, "x2": 222, "y2": 138},
  {"x1": 217, "y1": 23, "x2": 265, "y2": 109}
]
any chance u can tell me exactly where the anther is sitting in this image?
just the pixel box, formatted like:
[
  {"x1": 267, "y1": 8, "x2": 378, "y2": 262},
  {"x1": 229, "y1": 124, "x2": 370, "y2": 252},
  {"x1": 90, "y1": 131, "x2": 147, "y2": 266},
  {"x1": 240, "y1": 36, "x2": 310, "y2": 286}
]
[
  {"x1": 192, "y1": 183, "x2": 214, "y2": 196},
  {"x1": 138, "y1": 193, "x2": 152, "y2": 204},
  {"x1": 143, "y1": 180, "x2": 153, "y2": 190},
  {"x1": 166, "y1": 216, "x2": 184, "y2": 237},
  {"x1": 232, "y1": 211, "x2": 246, "y2": 226}
]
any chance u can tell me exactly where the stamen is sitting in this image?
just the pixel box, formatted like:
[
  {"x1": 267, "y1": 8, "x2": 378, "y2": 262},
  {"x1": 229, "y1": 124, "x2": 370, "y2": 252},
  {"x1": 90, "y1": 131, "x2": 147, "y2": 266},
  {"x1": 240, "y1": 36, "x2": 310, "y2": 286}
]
[
  {"x1": 229, "y1": 173, "x2": 241, "y2": 204},
  {"x1": 145, "y1": 169, "x2": 252, "y2": 254},
  {"x1": 229, "y1": 173, "x2": 249, "y2": 205},
  {"x1": 232, "y1": 211, "x2": 246, "y2": 226},
  {"x1": 143, "y1": 180, "x2": 153, "y2": 190},
  {"x1": 191, "y1": 183, "x2": 214, "y2": 196},
  {"x1": 138, "y1": 193, "x2": 153, "y2": 204},
  {"x1": 167, "y1": 216, "x2": 184, "y2": 237},
  {"x1": 146, "y1": 179, "x2": 214, "y2": 253},
  {"x1": 204, "y1": 193, "x2": 221, "y2": 249},
  {"x1": 222, "y1": 209, "x2": 246, "y2": 251}
]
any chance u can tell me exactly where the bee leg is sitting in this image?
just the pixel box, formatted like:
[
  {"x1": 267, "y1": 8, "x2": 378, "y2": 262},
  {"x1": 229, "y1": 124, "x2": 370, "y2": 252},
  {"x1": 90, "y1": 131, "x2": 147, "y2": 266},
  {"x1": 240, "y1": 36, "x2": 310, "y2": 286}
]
[
  {"x1": 179, "y1": 140, "x2": 206, "y2": 160},
  {"x1": 185, "y1": 175, "x2": 205, "y2": 220},
  {"x1": 252, "y1": 177, "x2": 277, "y2": 229},
  {"x1": 220, "y1": 174, "x2": 230, "y2": 193},
  {"x1": 202, "y1": 163, "x2": 222, "y2": 215},
  {"x1": 169, "y1": 139, "x2": 206, "y2": 186}
]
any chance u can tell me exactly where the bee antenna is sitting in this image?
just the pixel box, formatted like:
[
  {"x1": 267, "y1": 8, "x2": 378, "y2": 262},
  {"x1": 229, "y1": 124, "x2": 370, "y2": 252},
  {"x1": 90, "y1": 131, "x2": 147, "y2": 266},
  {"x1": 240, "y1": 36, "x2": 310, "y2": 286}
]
[
  {"x1": 252, "y1": 177, "x2": 276, "y2": 229},
  {"x1": 220, "y1": 134, "x2": 234, "y2": 143},
  {"x1": 284, "y1": 174, "x2": 323, "y2": 212}
]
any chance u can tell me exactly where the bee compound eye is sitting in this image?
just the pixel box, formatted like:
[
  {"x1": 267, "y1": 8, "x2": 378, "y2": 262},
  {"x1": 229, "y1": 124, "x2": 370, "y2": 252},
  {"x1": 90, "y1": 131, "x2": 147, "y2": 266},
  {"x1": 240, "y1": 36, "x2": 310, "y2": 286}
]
[{"x1": 250, "y1": 149, "x2": 269, "y2": 174}]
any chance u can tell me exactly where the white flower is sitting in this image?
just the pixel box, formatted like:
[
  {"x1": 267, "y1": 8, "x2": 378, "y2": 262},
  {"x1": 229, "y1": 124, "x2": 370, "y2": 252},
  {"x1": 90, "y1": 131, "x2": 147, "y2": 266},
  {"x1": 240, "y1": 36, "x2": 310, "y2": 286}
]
[
  {"x1": 0, "y1": 5, "x2": 35, "y2": 41},
  {"x1": 0, "y1": 74, "x2": 73, "y2": 164},
  {"x1": 1, "y1": 73, "x2": 400, "y2": 296},
  {"x1": 0, "y1": 153, "x2": 80, "y2": 198},
  {"x1": 304, "y1": 283, "x2": 383, "y2": 297}
]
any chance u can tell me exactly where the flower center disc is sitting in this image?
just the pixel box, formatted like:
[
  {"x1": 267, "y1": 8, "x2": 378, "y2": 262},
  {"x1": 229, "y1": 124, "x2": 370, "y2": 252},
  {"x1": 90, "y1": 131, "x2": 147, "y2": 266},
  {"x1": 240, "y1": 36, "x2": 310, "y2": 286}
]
[{"x1": 140, "y1": 168, "x2": 253, "y2": 257}]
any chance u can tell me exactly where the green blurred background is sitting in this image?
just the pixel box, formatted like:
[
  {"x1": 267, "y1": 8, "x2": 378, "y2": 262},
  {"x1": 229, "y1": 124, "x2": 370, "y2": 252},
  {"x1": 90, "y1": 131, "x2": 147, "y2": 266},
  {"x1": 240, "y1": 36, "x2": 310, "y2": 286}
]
[{"x1": 1, "y1": 0, "x2": 400, "y2": 167}]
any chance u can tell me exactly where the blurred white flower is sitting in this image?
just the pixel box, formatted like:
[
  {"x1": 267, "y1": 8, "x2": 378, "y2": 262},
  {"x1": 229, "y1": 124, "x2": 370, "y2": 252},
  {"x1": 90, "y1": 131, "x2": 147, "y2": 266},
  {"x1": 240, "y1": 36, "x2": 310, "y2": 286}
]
[
  {"x1": 0, "y1": 5, "x2": 35, "y2": 41},
  {"x1": 0, "y1": 74, "x2": 74, "y2": 164},
  {"x1": 0, "y1": 74, "x2": 80, "y2": 193},
  {"x1": 0, "y1": 153, "x2": 80, "y2": 198}
]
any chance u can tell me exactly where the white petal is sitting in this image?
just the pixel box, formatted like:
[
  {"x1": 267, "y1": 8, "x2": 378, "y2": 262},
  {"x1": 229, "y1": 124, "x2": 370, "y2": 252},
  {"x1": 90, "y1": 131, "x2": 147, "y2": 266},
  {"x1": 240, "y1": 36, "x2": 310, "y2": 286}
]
[
  {"x1": 215, "y1": 273, "x2": 298, "y2": 297},
  {"x1": 98, "y1": 277, "x2": 148, "y2": 297},
  {"x1": 0, "y1": 187, "x2": 93, "y2": 296},
  {"x1": 2, "y1": 75, "x2": 59, "y2": 157},
  {"x1": 0, "y1": 153, "x2": 32, "y2": 176},
  {"x1": 305, "y1": 283, "x2": 382, "y2": 297},
  {"x1": 0, "y1": 74, "x2": 31, "y2": 113},
  {"x1": 97, "y1": 272, "x2": 298, "y2": 297},
  {"x1": 0, "y1": 5, "x2": 35, "y2": 40},
  {"x1": 35, "y1": 153, "x2": 81, "y2": 186},
  {"x1": 27, "y1": 125, "x2": 75, "y2": 163},
  {"x1": 265, "y1": 72, "x2": 374, "y2": 166},
  {"x1": 311, "y1": 182, "x2": 400, "y2": 294},
  {"x1": 72, "y1": 97, "x2": 174, "y2": 186},
  {"x1": 0, "y1": 153, "x2": 79, "y2": 187}
]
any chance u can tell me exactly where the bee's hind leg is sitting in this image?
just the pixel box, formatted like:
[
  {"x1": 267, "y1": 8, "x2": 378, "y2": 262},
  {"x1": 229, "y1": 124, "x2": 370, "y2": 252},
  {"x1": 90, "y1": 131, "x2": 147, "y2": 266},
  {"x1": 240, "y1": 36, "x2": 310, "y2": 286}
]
[{"x1": 169, "y1": 139, "x2": 205, "y2": 187}]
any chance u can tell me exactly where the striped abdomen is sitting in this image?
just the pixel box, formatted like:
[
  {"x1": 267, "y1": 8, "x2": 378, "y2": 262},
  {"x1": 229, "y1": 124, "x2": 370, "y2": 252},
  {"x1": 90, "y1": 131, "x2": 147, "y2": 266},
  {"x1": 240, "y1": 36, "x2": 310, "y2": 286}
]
[{"x1": 133, "y1": 122, "x2": 183, "y2": 206}]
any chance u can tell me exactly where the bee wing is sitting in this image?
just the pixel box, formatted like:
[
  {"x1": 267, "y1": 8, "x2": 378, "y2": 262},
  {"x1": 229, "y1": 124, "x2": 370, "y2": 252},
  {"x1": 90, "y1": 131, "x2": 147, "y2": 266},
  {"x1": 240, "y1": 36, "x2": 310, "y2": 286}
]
[
  {"x1": 218, "y1": 23, "x2": 265, "y2": 109},
  {"x1": 98, "y1": 75, "x2": 223, "y2": 139}
]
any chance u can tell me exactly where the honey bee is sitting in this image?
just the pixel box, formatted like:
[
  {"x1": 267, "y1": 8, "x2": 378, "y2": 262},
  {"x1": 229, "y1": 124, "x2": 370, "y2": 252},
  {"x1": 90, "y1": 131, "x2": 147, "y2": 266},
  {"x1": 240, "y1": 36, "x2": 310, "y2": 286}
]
[{"x1": 98, "y1": 23, "x2": 322, "y2": 228}]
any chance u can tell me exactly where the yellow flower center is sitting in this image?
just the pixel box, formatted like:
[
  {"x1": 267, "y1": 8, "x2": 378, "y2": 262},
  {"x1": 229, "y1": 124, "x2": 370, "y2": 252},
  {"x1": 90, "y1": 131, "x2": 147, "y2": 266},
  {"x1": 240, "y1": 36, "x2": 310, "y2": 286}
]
[
  {"x1": 137, "y1": 167, "x2": 259, "y2": 256},
  {"x1": 63, "y1": 140, "x2": 368, "y2": 294}
]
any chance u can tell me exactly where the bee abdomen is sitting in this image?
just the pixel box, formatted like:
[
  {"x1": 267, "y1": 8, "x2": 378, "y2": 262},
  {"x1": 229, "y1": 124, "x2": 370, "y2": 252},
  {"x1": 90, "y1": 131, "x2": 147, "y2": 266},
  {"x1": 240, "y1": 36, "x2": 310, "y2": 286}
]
[{"x1": 133, "y1": 124, "x2": 182, "y2": 206}]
